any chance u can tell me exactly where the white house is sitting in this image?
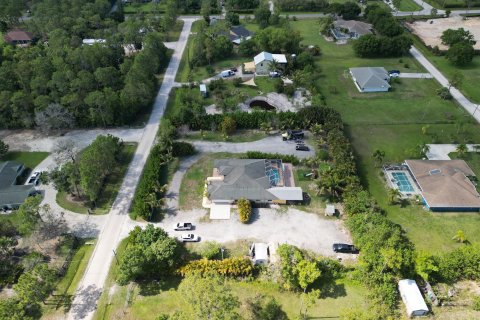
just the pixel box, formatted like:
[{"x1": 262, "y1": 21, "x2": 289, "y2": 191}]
[
  {"x1": 82, "y1": 39, "x2": 106, "y2": 46},
  {"x1": 398, "y1": 279, "x2": 429, "y2": 318},
  {"x1": 253, "y1": 51, "x2": 287, "y2": 75}
]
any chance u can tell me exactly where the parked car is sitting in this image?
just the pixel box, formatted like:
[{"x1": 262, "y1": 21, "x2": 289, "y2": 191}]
[
  {"x1": 269, "y1": 71, "x2": 281, "y2": 78},
  {"x1": 230, "y1": 67, "x2": 238, "y2": 72},
  {"x1": 296, "y1": 145, "x2": 310, "y2": 151},
  {"x1": 388, "y1": 70, "x2": 400, "y2": 77},
  {"x1": 220, "y1": 70, "x2": 235, "y2": 78},
  {"x1": 26, "y1": 171, "x2": 41, "y2": 185},
  {"x1": 332, "y1": 243, "x2": 359, "y2": 254},
  {"x1": 173, "y1": 222, "x2": 193, "y2": 231},
  {"x1": 179, "y1": 234, "x2": 200, "y2": 242},
  {"x1": 282, "y1": 129, "x2": 304, "y2": 141}
]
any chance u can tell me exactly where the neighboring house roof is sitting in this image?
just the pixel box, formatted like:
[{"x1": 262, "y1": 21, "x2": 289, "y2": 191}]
[
  {"x1": 405, "y1": 159, "x2": 480, "y2": 209},
  {"x1": 0, "y1": 161, "x2": 35, "y2": 207},
  {"x1": 350, "y1": 67, "x2": 390, "y2": 91},
  {"x1": 254, "y1": 51, "x2": 287, "y2": 65},
  {"x1": 208, "y1": 159, "x2": 302, "y2": 202},
  {"x1": 231, "y1": 25, "x2": 252, "y2": 38},
  {"x1": 333, "y1": 19, "x2": 372, "y2": 36},
  {"x1": 4, "y1": 29, "x2": 33, "y2": 43}
]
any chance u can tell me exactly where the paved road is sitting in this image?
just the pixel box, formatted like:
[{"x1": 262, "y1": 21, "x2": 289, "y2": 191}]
[
  {"x1": 426, "y1": 144, "x2": 480, "y2": 160},
  {"x1": 410, "y1": 46, "x2": 480, "y2": 123},
  {"x1": 188, "y1": 136, "x2": 316, "y2": 159},
  {"x1": 67, "y1": 18, "x2": 196, "y2": 320},
  {"x1": 398, "y1": 72, "x2": 433, "y2": 79}
]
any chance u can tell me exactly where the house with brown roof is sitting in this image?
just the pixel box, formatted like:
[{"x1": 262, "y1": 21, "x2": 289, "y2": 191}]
[
  {"x1": 4, "y1": 29, "x2": 34, "y2": 47},
  {"x1": 405, "y1": 159, "x2": 480, "y2": 212}
]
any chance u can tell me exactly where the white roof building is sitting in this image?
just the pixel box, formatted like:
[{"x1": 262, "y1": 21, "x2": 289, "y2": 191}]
[
  {"x1": 398, "y1": 279, "x2": 429, "y2": 317},
  {"x1": 254, "y1": 51, "x2": 287, "y2": 65}
]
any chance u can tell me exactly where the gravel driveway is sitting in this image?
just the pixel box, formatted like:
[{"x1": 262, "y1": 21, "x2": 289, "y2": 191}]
[
  {"x1": 189, "y1": 136, "x2": 315, "y2": 159},
  {"x1": 152, "y1": 207, "x2": 354, "y2": 259}
]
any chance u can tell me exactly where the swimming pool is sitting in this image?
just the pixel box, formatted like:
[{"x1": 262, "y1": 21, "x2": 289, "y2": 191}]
[
  {"x1": 391, "y1": 172, "x2": 414, "y2": 192},
  {"x1": 269, "y1": 168, "x2": 280, "y2": 185}
]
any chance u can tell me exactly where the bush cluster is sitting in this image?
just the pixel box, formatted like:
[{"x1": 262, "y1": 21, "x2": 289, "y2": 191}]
[
  {"x1": 172, "y1": 141, "x2": 196, "y2": 157},
  {"x1": 178, "y1": 257, "x2": 254, "y2": 277},
  {"x1": 433, "y1": 244, "x2": 480, "y2": 283},
  {"x1": 243, "y1": 151, "x2": 300, "y2": 166},
  {"x1": 237, "y1": 198, "x2": 252, "y2": 223}
]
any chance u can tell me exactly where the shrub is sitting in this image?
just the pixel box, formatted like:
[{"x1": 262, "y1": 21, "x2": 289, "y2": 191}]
[
  {"x1": 434, "y1": 244, "x2": 480, "y2": 283},
  {"x1": 178, "y1": 257, "x2": 253, "y2": 277},
  {"x1": 243, "y1": 151, "x2": 300, "y2": 165},
  {"x1": 172, "y1": 141, "x2": 196, "y2": 157},
  {"x1": 196, "y1": 241, "x2": 222, "y2": 259},
  {"x1": 237, "y1": 198, "x2": 252, "y2": 223},
  {"x1": 473, "y1": 296, "x2": 480, "y2": 311},
  {"x1": 220, "y1": 116, "x2": 237, "y2": 135},
  {"x1": 284, "y1": 84, "x2": 295, "y2": 96}
]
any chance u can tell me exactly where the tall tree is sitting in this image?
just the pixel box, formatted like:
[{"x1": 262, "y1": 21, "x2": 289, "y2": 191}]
[
  {"x1": 176, "y1": 273, "x2": 240, "y2": 320},
  {"x1": 13, "y1": 263, "x2": 56, "y2": 305},
  {"x1": 0, "y1": 139, "x2": 8, "y2": 158}
]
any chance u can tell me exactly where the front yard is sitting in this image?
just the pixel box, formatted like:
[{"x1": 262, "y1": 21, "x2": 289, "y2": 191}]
[{"x1": 56, "y1": 143, "x2": 137, "y2": 215}]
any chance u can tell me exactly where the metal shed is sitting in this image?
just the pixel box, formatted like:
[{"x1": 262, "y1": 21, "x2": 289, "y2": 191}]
[{"x1": 398, "y1": 279, "x2": 429, "y2": 317}]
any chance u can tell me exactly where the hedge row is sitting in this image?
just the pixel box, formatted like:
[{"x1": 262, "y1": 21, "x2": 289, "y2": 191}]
[
  {"x1": 243, "y1": 151, "x2": 300, "y2": 165},
  {"x1": 177, "y1": 257, "x2": 254, "y2": 277}
]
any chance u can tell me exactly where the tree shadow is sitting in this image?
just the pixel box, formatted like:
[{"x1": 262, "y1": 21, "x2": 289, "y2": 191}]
[
  {"x1": 70, "y1": 284, "x2": 102, "y2": 320},
  {"x1": 138, "y1": 276, "x2": 182, "y2": 296},
  {"x1": 319, "y1": 282, "x2": 347, "y2": 299}
]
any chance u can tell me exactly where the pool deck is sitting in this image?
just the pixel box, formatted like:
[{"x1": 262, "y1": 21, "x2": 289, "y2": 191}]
[{"x1": 384, "y1": 169, "x2": 421, "y2": 197}]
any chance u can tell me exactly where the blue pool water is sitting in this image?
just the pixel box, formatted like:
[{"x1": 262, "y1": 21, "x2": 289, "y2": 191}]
[
  {"x1": 391, "y1": 172, "x2": 414, "y2": 192},
  {"x1": 269, "y1": 169, "x2": 280, "y2": 185}
]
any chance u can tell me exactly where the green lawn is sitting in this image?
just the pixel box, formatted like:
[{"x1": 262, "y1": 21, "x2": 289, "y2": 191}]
[
  {"x1": 42, "y1": 241, "x2": 95, "y2": 317},
  {"x1": 179, "y1": 152, "x2": 243, "y2": 210},
  {"x1": 396, "y1": 0, "x2": 423, "y2": 11},
  {"x1": 183, "y1": 130, "x2": 268, "y2": 143},
  {"x1": 412, "y1": 36, "x2": 480, "y2": 104},
  {"x1": 56, "y1": 143, "x2": 137, "y2": 215},
  {"x1": 289, "y1": 19, "x2": 480, "y2": 253},
  {"x1": 2, "y1": 151, "x2": 49, "y2": 170}
]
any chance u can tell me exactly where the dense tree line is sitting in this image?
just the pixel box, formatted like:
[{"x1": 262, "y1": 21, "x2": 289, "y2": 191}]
[
  {"x1": 190, "y1": 21, "x2": 233, "y2": 66},
  {"x1": 353, "y1": 4, "x2": 412, "y2": 58},
  {"x1": 226, "y1": 0, "x2": 259, "y2": 11},
  {"x1": 277, "y1": 0, "x2": 329, "y2": 12},
  {"x1": 0, "y1": 0, "x2": 169, "y2": 129}
]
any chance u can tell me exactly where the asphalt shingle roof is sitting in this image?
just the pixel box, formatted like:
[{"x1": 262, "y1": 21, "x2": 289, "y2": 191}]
[{"x1": 350, "y1": 67, "x2": 390, "y2": 91}]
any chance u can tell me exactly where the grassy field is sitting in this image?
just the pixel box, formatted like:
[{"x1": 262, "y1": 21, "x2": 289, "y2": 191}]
[
  {"x1": 182, "y1": 130, "x2": 268, "y2": 142},
  {"x1": 93, "y1": 238, "x2": 368, "y2": 320},
  {"x1": 56, "y1": 143, "x2": 137, "y2": 215},
  {"x1": 42, "y1": 241, "x2": 95, "y2": 318},
  {"x1": 396, "y1": 0, "x2": 423, "y2": 11},
  {"x1": 2, "y1": 151, "x2": 49, "y2": 170},
  {"x1": 412, "y1": 36, "x2": 480, "y2": 104},
  {"x1": 179, "y1": 152, "x2": 243, "y2": 210},
  {"x1": 288, "y1": 19, "x2": 480, "y2": 253}
]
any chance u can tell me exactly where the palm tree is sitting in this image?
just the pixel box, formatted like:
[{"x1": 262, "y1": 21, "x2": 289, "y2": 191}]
[
  {"x1": 260, "y1": 121, "x2": 272, "y2": 135},
  {"x1": 388, "y1": 188, "x2": 401, "y2": 205},
  {"x1": 456, "y1": 143, "x2": 468, "y2": 158},
  {"x1": 267, "y1": 58, "x2": 280, "y2": 74},
  {"x1": 452, "y1": 230, "x2": 467, "y2": 243},
  {"x1": 419, "y1": 143, "x2": 430, "y2": 157},
  {"x1": 372, "y1": 149, "x2": 385, "y2": 167},
  {"x1": 310, "y1": 124, "x2": 324, "y2": 137}
]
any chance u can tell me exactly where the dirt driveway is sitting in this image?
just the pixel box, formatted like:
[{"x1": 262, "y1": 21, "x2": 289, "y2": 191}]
[{"x1": 156, "y1": 207, "x2": 355, "y2": 259}]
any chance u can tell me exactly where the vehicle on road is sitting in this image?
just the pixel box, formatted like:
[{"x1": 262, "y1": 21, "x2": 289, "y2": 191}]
[
  {"x1": 332, "y1": 243, "x2": 359, "y2": 254},
  {"x1": 173, "y1": 222, "x2": 193, "y2": 231},
  {"x1": 26, "y1": 171, "x2": 41, "y2": 185},
  {"x1": 296, "y1": 145, "x2": 310, "y2": 151},
  {"x1": 179, "y1": 234, "x2": 200, "y2": 242},
  {"x1": 282, "y1": 129, "x2": 304, "y2": 141},
  {"x1": 221, "y1": 70, "x2": 235, "y2": 78}
]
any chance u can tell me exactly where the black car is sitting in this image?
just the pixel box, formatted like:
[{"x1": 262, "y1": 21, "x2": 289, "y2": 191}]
[
  {"x1": 296, "y1": 145, "x2": 310, "y2": 151},
  {"x1": 230, "y1": 67, "x2": 238, "y2": 72},
  {"x1": 332, "y1": 243, "x2": 359, "y2": 254}
]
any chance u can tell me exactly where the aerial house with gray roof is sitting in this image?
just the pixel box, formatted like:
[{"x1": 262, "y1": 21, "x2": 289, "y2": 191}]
[
  {"x1": 207, "y1": 159, "x2": 303, "y2": 205},
  {"x1": 349, "y1": 67, "x2": 391, "y2": 93},
  {"x1": 0, "y1": 161, "x2": 36, "y2": 209}
]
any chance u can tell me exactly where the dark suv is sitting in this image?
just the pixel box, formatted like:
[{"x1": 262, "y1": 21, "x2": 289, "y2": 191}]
[{"x1": 332, "y1": 243, "x2": 359, "y2": 254}]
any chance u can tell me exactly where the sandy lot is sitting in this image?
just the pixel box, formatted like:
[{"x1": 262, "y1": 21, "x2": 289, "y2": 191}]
[{"x1": 407, "y1": 16, "x2": 480, "y2": 50}]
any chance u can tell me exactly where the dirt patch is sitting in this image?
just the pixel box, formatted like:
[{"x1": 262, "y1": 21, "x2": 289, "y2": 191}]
[{"x1": 407, "y1": 17, "x2": 480, "y2": 50}]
